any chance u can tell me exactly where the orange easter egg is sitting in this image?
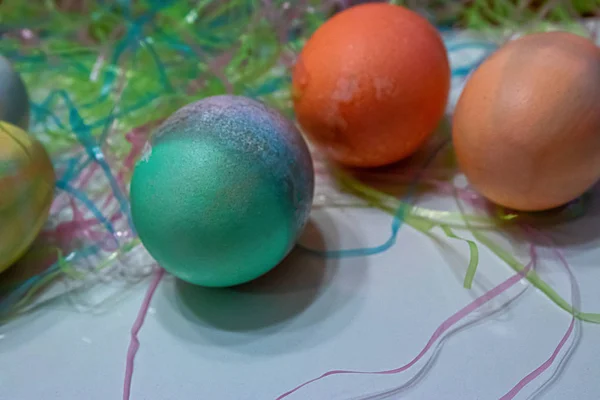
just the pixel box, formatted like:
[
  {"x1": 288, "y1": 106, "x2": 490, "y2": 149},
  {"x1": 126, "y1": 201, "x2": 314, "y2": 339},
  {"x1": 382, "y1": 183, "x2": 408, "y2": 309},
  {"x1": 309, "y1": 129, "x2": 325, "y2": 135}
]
[
  {"x1": 453, "y1": 32, "x2": 600, "y2": 212},
  {"x1": 292, "y1": 3, "x2": 450, "y2": 167}
]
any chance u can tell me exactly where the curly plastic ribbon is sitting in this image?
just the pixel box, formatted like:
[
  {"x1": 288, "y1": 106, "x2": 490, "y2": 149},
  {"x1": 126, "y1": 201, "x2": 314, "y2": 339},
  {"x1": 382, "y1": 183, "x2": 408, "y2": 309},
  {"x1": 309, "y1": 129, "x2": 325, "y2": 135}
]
[
  {"x1": 122, "y1": 267, "x2": 164, "y2": 400},
  {"x1": 498, "y1": 227, "x2": 579, "y2": 400},
  {"x1": 276, "y1": 247, "x2": 538, "y2": 400},
  {"x1": 280, "y1": 175, "x2": 591, "y2": 399},
  {"x1": 336, "y1": 168, "x2": 600, "y2": 324},
  {"x1": 299, "y1": 139, "x2": 452, "y2": 258}
]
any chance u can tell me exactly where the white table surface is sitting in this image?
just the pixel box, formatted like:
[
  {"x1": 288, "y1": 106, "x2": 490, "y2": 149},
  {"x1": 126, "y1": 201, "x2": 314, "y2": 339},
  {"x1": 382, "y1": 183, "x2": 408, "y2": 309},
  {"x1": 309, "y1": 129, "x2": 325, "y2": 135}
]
[{"x1": 1, "y1": 198, "x2": 599, "y2": 400}]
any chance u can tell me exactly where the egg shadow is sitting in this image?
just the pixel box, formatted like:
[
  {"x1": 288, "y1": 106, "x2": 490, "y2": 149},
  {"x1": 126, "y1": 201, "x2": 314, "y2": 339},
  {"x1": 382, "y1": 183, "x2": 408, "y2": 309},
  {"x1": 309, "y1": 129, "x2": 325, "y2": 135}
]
[
  {"x1": 154, "y1": 211, "x2": 371, "y2": 356},
  {"x1": 160, "y1": 217, "x2": 340, "y2": 332},
  {"x1": 330, "y1": 116, "x2": 456, "y2": 200},
  {"x1": 0, "y1": 236, "x2": 66, "y2": 350},
  {"x1": 506, "y1": 183, "x2": 600, "y2": 253},
  {"x1": 0, "y1": 236, "x2": 57, "y2": 291}
]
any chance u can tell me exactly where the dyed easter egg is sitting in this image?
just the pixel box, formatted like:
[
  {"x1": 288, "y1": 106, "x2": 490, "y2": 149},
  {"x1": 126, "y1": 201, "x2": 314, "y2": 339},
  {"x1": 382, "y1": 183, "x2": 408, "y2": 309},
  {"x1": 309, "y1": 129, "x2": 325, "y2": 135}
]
[
  {"x1": 292, "y1": 3, "x2": 450, "y2": 167},
  {"x1": 0, "y1": 122, "x2": 55, "y2": 273},
  {"x1": 0, "y1": 56, "x2": 29, "y2": 130},
  {"x1": 453, "y1": 32, "x2": 600, "y2": 211},
  {"x1": 130, "y1": 95, "x2": 314, "y2": 287}
]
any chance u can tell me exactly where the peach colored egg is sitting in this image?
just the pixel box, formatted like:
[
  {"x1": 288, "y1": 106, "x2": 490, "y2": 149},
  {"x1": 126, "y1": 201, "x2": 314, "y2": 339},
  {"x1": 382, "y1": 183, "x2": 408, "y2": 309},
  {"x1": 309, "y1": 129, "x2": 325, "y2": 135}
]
[
  {"x1": 453, "y1": 31, "x2": 600, "y2": 211},
  {"x1": 292, "y1": 3, "x2": 450, "y2": 167}
]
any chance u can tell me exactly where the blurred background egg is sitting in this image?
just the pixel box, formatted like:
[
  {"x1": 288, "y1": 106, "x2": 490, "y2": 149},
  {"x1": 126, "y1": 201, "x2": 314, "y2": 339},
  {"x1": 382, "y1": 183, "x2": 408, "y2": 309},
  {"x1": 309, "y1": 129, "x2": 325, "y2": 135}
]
[
  {"x1": 453, "y1": 31, "x2": 600, "y2": 212},
  {"x1": 130, "y1": 95, "x2": 314, "y2": 287},
  {"x1": 0, "y1": 122, "x2": 55, "y2": 273},
  {"x1": 292, "y1": 3, "x2": 450, "y2": 168},
  {"x1": 0, "y1": 55, "x2": 30, "y2": 130}
]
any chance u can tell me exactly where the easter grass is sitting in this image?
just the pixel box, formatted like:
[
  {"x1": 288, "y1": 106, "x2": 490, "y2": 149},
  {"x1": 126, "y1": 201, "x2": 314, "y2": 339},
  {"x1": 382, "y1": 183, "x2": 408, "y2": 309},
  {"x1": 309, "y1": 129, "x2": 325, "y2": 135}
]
[
  {"x1": 0, "y1": 0, "x2": 596, "y2": 321},
  {"x1": 333, "y1": 167, "x2": 600, "y2": 324}
]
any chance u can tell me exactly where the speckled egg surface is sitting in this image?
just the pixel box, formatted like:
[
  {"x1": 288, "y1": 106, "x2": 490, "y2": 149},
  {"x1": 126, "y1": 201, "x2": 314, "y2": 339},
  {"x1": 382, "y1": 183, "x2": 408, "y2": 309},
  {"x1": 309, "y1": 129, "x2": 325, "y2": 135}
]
[
  {"x1": 130, "y1": 95, "x2": 314, "y2": 287},
  {"x1": 292, "y1": 3, "x2": 450, "y2": 167}
]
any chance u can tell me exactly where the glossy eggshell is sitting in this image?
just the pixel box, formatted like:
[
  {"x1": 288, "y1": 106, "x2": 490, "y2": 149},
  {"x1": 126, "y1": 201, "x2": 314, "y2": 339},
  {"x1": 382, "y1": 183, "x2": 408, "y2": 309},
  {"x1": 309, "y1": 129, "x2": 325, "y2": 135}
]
[
  {"x1": 453, "y1": 32, "x2": 600, "y2": 211},
  {"x1": 130, "y1": 95, "x2": 314, "y2": 288},
  {"x1": 292, "y1": 3, "x2": 450, "y2": 167},
  {"x1": 0, "y1": 122, "x2": 55, "y2": 273}
]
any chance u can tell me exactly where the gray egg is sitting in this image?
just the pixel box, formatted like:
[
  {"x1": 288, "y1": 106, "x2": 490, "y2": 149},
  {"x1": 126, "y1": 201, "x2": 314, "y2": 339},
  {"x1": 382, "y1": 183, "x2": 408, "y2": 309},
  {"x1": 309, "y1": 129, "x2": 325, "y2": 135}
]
[{"x1": 0, "y1": 55, "x2": 29, "y2": 130}]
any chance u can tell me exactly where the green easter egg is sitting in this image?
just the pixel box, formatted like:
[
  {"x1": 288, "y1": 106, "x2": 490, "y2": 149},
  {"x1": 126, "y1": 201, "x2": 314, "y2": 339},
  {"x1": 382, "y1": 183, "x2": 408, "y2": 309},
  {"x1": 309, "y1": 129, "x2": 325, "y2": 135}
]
[{"x1": 130, "y1": 95, "x2": 314, "y2": 287}]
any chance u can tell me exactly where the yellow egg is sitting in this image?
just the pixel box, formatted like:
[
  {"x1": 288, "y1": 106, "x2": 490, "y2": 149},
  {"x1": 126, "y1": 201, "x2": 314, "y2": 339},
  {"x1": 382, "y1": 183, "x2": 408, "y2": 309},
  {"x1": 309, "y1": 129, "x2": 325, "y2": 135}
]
[
  {"x1": 0, "y1": 122, "x2": 55, "y2": 273},
  {"x1": 453, "y1": 32, "x2": 600, "y2": 211}
]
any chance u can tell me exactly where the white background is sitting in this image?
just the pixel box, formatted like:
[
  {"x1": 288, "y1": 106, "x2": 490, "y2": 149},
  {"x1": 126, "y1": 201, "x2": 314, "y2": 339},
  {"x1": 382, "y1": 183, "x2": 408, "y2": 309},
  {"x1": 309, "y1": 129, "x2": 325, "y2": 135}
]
[{"x1": 1, "y1": 201, "x2": 600, "y2": 400}]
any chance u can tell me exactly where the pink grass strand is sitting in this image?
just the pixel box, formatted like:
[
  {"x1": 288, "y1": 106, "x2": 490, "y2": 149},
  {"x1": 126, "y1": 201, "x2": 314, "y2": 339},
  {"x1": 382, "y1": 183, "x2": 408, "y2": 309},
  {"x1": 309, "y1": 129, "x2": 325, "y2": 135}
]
[
  {"x1": 276, "y1": 256, "x2": 535, "y2": 400},
  {"x1": 500, "y1": 319, "x2": 575, "y2": 400},
  {"x1": 499, "y1": 227, "x2": 580, "y2": 400},
  {"x1": 123, "y1": 267, "x2": 165, "y2": 400}
]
